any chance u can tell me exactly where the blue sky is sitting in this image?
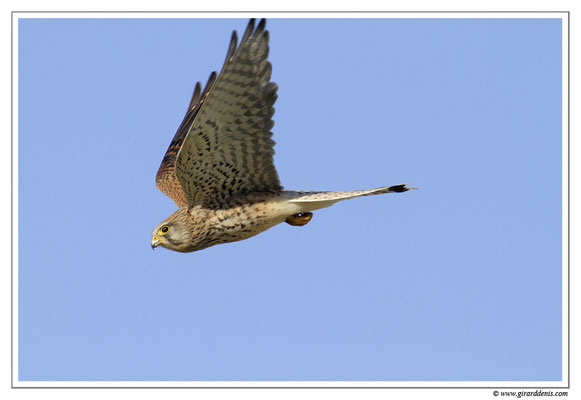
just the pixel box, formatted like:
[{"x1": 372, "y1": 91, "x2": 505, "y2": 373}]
[{"x1": 18, "y1": 18, "x2": 562, "y2": 381}]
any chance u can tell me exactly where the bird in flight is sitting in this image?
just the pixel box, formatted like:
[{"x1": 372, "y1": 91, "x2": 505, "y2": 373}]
[{"x1": 152, "y1": 19, "x2": 414, "y2": 252}]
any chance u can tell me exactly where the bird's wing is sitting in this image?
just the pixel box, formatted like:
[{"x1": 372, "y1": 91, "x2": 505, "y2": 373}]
[
  {"x1": 163, "y1": 19, "x2": 282, "y2": 209},
  {"x1": 155, "y1": 73, "x2": 217, "y2": 207}
]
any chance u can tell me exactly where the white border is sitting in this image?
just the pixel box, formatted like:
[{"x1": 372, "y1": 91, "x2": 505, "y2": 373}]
[
  {"x1": 12, "y1": 10, "x2": 19, "y2": 390},
  {"x1": 561, "y1": 11, "x2": 570, "y2": 392},
  {"x1": 11, "y1": 11, "x2": 569, "y2": 389},
  {"x1": 9, "y1": 11, "x2": 569, "y2": 18},
  {"x1": 10, "y1": 380, "x2": 571, "y2": 388}
]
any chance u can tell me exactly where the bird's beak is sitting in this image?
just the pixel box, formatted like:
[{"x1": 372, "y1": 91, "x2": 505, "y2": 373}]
[{"x1": 151, "y1": 236, "x2": 161, "y2": 250}]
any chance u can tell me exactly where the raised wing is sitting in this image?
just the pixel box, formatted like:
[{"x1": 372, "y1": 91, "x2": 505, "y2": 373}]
[
  {"x1": 155, "y1": 72, "x2": 217, "y2": 207},
  {"x1": 174, "y1": 18, "x2": 282, "y2": 208}
]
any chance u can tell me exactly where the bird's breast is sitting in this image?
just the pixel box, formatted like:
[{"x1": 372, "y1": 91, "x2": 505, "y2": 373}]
[{"x1": 205, "y1": 195, "x2": 301, "y2": 243}]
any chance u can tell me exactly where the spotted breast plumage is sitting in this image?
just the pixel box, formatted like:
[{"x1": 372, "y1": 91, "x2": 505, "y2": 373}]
[{"x1": 151, "y1": 19, "x2": 415, "y2": 253}]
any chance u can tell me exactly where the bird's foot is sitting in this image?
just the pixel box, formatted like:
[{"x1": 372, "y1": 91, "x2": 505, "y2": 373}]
[{"x1": 286, "y1": 212, "x2": 313, "y2": 226}]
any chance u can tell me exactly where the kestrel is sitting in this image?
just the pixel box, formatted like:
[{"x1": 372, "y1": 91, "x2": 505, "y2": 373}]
[{"x1": 151, "y1": 19, "x2": 414, "y2": 253}]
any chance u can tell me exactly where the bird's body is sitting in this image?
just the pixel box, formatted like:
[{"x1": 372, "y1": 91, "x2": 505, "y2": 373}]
[
  {"x1": 151, "y1": 19, "x2": 414, "y2": 253},
  {"x1": 154, "y1": 185, "x2": 410, "y2": 252}
]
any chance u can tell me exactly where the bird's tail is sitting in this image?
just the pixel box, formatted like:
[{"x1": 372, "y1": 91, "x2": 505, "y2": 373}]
[{"x1": 286, "y1": 184, "x2": 416, "y2": 211}]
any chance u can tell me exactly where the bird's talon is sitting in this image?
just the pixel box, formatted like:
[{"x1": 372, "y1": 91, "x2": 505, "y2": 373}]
[{"x1": 286, "y1": 212, "x2": 313, "y2": 226}]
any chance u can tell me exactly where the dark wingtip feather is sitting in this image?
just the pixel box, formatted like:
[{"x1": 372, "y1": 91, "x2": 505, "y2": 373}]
[
  {"x1": 240, "y1": 18, "x2": 255, "y2": 45},
  {"x1": 223, "y1": 30, "x2": 238, "y2": 65},
  {"x1": 264, "y1": 82, "x2": 278, "y2": 105},
  {"x1": 187, "y1": 82, "x2": 203, "y2": 112},
  {"x1": 262, "y1": 30, "x2": 270, "y2": 47},
  {"x1": 204, "y1": 71, "x2": 217, "y2": 90},
  {"x1": 255, "y1": 18, "x2": 266, "y2": 35},
  {"x1": 195, "y1": 71, "x2": 217, "y2": 104}
]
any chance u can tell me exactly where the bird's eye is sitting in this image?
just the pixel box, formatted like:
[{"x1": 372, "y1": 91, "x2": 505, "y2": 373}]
[{"x1": 160, "y1": 226, "x2": 169, "y2": 235}]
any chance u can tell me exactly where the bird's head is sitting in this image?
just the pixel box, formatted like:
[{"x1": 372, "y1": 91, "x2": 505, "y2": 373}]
[{"x1": 151, "y1": 209, "x2": 196, "y2": 253}]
